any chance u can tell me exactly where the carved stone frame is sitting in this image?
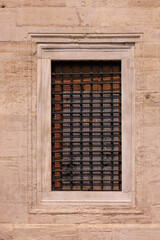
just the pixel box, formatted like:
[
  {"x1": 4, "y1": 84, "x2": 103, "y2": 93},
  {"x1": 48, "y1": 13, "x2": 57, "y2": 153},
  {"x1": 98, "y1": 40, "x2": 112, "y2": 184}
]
[{"x1": 28, "y1": 33, "x2": 142, "y2": 213}]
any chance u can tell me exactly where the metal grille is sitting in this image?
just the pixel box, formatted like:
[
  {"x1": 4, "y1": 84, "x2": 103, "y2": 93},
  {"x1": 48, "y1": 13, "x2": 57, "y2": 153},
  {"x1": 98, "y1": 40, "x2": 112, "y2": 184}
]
[{"x1": 51, "y1": 61, "x2": 121, "y2": 191}]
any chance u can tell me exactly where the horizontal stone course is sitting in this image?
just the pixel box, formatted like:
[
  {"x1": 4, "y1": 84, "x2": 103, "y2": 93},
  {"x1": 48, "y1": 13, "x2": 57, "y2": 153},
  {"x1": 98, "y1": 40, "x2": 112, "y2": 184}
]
[
  {"x1": 0, "y1": 224, "x2": 160, "y2": 239},
  {"x1": 92, "y1": 7, "x2": 156, "y2": 27},
  {"x1": 17, "y1": 8, "x2": 79, "y2": 26},
  {"x1": 128, "y1": 0, "x2": 160, "y2": 7},
  {"x1": 21, "y1": 0, "x2": 66, "y2": 7},
  {"x1": 16, "y1": 7, "x2": 157, "y2": 27}
]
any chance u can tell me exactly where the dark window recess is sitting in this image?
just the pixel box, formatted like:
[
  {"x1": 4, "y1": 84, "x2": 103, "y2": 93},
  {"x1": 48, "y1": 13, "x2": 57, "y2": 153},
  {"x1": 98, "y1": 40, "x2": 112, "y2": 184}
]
[{"x1": 51, "y1": 61, "x2": 121, "y2": 191}]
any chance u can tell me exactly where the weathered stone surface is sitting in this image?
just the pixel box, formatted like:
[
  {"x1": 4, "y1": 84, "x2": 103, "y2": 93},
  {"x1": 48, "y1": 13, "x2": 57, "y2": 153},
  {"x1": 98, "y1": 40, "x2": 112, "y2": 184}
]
[
  {"x1": 129, "y1": 0, "x2": 160, "y2": 7},
  {"x1": 21, "y1": 0, "x2": 66, "y2": 7},
  {"x1": 77, "y1": 8, "x2": 95, "y2": 27},
  {"x1": 156, "y1": 8, "x2": 160, "y2": 27},
  {"x1": 1, "y1": 224, "x2": 160, "y2": 239},
  {"x1": 0, "y1": 0, "x2": 160, "y2": 238},
  {"x1": 17, "y1": 8, "x2": 79, "y2": 26},
  {"x1": 1, "y1": 0, "x2": 20, "y2": 7},
  {"x1": 0, "y1": 9, "x2": 16, "y2": 27},
  {"x1": 105, "y1": 0, "x2": 129, "y2": 7},
  {"x1": 145, "y1": 72, "x2": 160, "y2": 90},
  {"x1": 66, "y1": 0, "x2": 82, "y2": 7},
  {"x1": 92, "y1": 8, "x2": 156, "y2": 27},
  {"x1": 143, "y1": 42, "x2": 160, "y2": 58}
]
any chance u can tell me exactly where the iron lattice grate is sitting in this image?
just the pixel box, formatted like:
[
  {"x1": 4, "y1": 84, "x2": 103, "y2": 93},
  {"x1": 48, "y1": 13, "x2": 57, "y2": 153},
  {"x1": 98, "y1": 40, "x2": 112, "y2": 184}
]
[{"x1": 51, "y1": 61, "x2": 121, "y2": 191}]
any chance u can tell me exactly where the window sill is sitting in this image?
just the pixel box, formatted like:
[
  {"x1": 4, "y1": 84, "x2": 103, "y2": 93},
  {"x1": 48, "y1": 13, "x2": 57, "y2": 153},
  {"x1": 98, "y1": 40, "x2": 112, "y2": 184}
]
[{"x1": 41, "y1": 191, "x2": 135, "y2": 206}]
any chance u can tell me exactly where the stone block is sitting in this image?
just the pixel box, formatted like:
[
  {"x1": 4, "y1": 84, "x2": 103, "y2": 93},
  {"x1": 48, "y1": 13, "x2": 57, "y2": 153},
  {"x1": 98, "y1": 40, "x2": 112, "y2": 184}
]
[
  {"x1": 0, "y1": 114, "x2": 28, "y2": 131},
  {"x1": 1, "y1": 225, "x2": 160, "y2": 240},
  {"x1": 150, "y1": 206, "x2": 160, "y2": 222},
  {"x1": 78, "y1": 225, "x2": 112, "y2": 239},
  {"x1": 142, "y1": 28, "x2": 160, "y2": 42},
  {"x1": 119, "y1": 229, "x2": 147, "y2": 240},
  {"x1": 21, "y1": 0, "x2": 66, "y2": 7},
  {"x1": 17, "y1": 8, "x2": 79, "y2": 26},
  {"x1": 143, "y1": 42, "x2": 160, "y2": 58},
  {"x1": 78, "y1": 230, "x2": 112, "y2": 240},
  {"x1": 2, "y1": 0, "x2": 20, "y2": 7},
  {"x1": 66, "y1": 0, "x2": 82, "y2": 7},
  {"x1": 145, "y1": 72, "x2": 160, "y2": 90},
  {"x1": 0, "y1": 9, "x2": 16, "y2": 27},
  {"x1": 6, "y1": 184, "x2": 21, "y2": 203},
  {"x1": 147, "y1": 230, "x2": 160, "y2": 240},
  {"x1": 129, "y1": 0, "x2": 160, "y2": 7},
  {"x1": 13, "y1": 225, "x2": 78, "y2": 240},
  {"x1": 91, "y1": 0, "x2": 106, "y2": 7},
  {"x1": 143, "y1": 59, "x2": 159, "y2": 72},
  {"x1": 81, "y1": 0, "x2": 92, "y2": 7},
  {"x1": 0, "y1": 130, "x2": 27, "y2": 157},
  {"x1": 0, "y1": 225, "x2": 14, "y2": 240},
  {"x1": 77, "y1": 8, "x2": 95, "y2": 26},
  {"x1": 157, "y1": 8, "x2": 160, "y2": 28},
  {"x1": 67, "y1": 0, "x2": 128, "y2": 7},
  {"x1": 148, "y1": 182, "x2": 160, "y2": 205},
  {"x1": 0, "y1": 27, "x2": 23, "y2": 42},
  {"x1": 92, "y1": 8, "x2": 156, "y2": 27},
  {"x1": 105, "y1": 0, "x2": 129, "y2": 7},
  {"x1": 0, "y1": 88, "x2": 28, "y2": 115},
  {"x1": 0, "y1": 164, "x2": 6, "y2": 201},
  {"x1": 0, "y1": 204, "x2": 28, "y2": 223},
  {"x1": 5, "y1": 159, "x2": 20, "y2": 184},
  {"x1": 143, "y1": 126, "x2": 160, "y2": 147},
  {"x1": 143, "y1": 107, "x2": 159, "y2": 125}
]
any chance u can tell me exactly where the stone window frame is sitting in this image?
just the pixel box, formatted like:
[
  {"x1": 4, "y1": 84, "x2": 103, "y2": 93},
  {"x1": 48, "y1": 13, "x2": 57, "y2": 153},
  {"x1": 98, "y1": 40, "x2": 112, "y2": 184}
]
[{"x1": 29, "y1": 33, "x2": 142, "y2": 212}]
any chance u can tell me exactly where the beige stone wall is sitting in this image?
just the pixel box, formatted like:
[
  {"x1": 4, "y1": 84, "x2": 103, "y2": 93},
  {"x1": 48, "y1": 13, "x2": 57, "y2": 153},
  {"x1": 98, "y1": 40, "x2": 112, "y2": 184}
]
[{"x1": 0, "y1": 0, "x2": 160, "y2": 239}]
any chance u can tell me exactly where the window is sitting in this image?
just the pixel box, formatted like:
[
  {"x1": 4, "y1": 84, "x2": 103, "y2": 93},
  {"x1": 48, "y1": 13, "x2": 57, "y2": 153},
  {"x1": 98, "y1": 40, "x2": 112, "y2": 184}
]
[
  {"x1": 30, "y1": 33, "x2": 139, "y2": 208},
  {"x1": 51, "y1": 61, "x2": 121, "y2": 191}
]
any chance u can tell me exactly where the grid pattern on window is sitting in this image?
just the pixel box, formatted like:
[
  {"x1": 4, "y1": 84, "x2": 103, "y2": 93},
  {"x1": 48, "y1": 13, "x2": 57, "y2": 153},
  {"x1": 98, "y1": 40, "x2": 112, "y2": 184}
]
[{"x1": 51, "y1": 61, "x2": 121, "y2": 191}]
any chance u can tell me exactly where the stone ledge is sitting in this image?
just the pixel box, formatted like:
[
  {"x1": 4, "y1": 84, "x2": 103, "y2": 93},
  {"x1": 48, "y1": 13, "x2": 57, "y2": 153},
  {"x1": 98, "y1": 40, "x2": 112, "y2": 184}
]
[{"x1": 1, "y1": 223, "x2": 160, "y2": 228}]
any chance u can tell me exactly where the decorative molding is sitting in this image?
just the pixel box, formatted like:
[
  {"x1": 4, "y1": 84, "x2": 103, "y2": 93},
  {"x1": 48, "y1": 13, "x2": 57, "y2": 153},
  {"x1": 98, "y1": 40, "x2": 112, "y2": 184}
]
[
  {"x1": 29, "y1": 32, "x2": 142, "y2": 43},
  {"x1": 28, "y1": 32, "x2": 144, "y2": 214}
]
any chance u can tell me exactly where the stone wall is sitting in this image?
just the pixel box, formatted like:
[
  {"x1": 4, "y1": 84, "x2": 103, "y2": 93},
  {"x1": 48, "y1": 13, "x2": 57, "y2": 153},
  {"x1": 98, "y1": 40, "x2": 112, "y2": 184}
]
[{"x1": 0, "y1": 0, "x2": 160, "y2": 239}]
